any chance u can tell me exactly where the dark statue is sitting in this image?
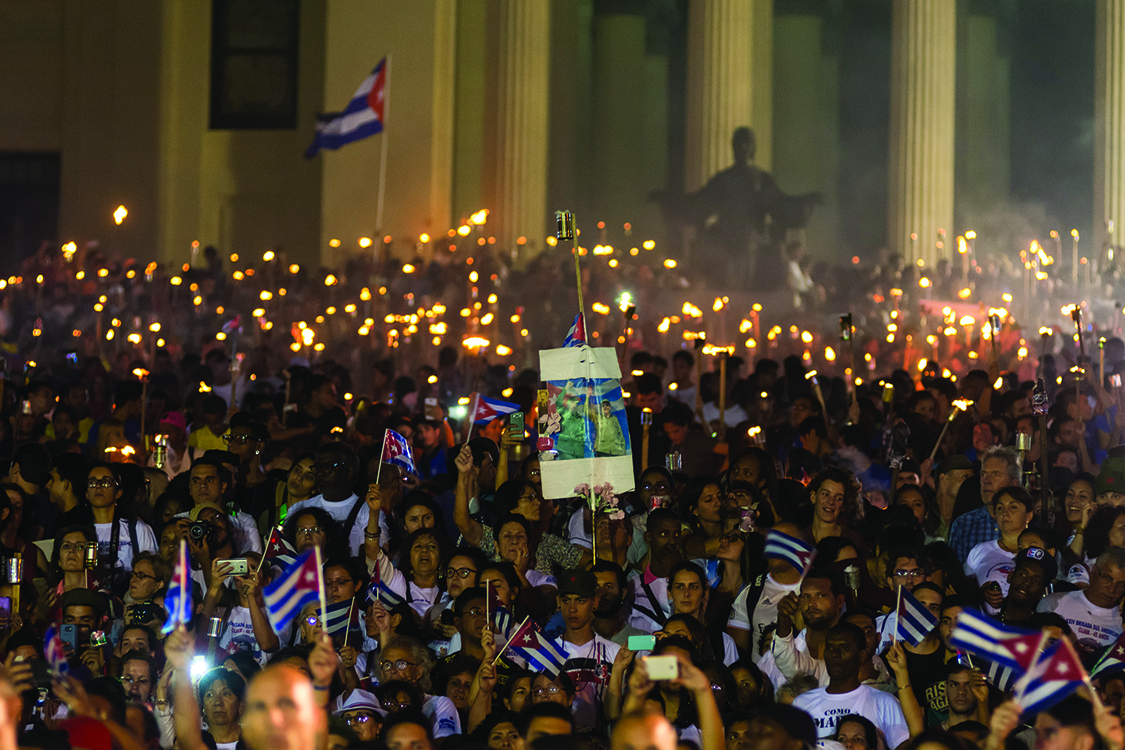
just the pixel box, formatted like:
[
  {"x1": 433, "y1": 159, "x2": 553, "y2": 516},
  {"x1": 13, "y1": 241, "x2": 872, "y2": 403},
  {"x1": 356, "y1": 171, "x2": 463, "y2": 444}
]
[{"x1": 653, "y1": 127, "x2": 821, "y2": 288}]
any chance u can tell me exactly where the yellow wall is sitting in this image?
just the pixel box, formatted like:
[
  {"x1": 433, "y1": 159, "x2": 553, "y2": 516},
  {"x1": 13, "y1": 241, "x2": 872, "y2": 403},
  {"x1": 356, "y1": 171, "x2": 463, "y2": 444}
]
[{"x1": 319, "y1": 0, "x2": 454, "y2": 265}]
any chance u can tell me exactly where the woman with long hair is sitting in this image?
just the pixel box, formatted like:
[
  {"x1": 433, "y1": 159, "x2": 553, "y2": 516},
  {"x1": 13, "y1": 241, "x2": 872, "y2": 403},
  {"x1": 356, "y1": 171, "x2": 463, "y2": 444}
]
[
  {"x1": 258, "y1": 451, "x2": 317, "y2": 534},
  {"x1": 729, "y1": 447, "x2": 784, "y2": 521},
  {"x1": 805, "y1": 467, "x2": 867, "y2": 553},
  {"x1": 680, "y1": 476, "x2": 729, "y2": 560},
  {"x1": 1065, "y1": 505, "x2": 1125, "y2": 587},
  {"x1": 283, "y1": 506, "x2": 341, "y2": 557}
]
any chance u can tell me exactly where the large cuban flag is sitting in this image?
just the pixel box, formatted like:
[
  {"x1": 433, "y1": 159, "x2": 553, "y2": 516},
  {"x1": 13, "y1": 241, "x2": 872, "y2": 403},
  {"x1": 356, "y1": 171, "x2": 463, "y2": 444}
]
[{"x1": 306, "y1": 58, "x2": 387, "y2": 157}]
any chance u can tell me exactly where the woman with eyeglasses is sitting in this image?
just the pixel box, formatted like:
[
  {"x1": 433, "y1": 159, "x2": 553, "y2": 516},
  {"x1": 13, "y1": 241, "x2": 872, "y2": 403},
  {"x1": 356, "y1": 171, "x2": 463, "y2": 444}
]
[
  {"x1": 41, "y1": 524, "x2": 97, "y2": 620},
  {"x1": 429, "y1": 548, "x2": 487, "y2": 641},
  {"x1": 283, "y1": 507, "x2": 340, "y2": 556},
  {"x1": 123, "y1": 552, "x2": 170, "y2": 631},
  {"x1": 529, "y1": 672, "x2": 576, "y2": 708}
]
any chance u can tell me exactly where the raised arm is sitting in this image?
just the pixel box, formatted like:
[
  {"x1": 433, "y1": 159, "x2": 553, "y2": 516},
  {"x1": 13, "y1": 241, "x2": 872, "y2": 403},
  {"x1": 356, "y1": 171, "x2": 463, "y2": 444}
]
[{"x1": 453, "y1": 443, "x2": 484, "y2": 546}]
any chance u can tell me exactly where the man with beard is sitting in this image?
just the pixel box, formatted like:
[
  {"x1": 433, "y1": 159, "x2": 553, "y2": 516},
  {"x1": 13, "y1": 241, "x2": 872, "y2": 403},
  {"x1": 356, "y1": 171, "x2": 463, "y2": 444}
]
[
  {"x1": 768, "y1": 568, "x2": 845, "y2": 688},
  {"x1": 557, "y1": 569, "x2": 620, "y2": 731},
  {"x1": 592, "y1": 561, "x2": 646, "y2": 646},
  {"x1": 628, "y1": 509, "x2": 682, "y2": 631},
  {"x1": 792, "y1": 623, "x2": 909, "y2": 746}
]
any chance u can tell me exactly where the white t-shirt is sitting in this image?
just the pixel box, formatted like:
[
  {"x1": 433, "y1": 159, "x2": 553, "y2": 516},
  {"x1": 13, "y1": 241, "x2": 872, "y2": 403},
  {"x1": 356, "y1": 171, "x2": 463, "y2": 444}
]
[
  {"x1": 422, "y1": 693, "x2": 461, "y2": 738},
  {"x1": 1038, "y1": 590, "x2": 1123, "y2": 654},
  {"x1": 964, "y1": 540, "x2": 1015, "y2": 613},
  {"x1": 288, "y1": 494, "x2": 368, "y2": 556},
  {"x1": 219, "y1": 605, "x2": 291, "y2": 665},
  {"x1": 628, "y1": 573, "x2": 670, "y2": 631},
  {"x1": 757, "y1": 631, "x2": 808, "y2": 689},
  {"x1": 561, "y1": 634, "x2": 620, "y2": 731},
  {"x1": 728, "y1": 574, "x2": 802, "y2": 661},
  {"x1": 793, "y1": 685, "x2": 909, "y2": 748},
  {"x1": 95, "y1": 518, "x2": 157, "y2": 571}
]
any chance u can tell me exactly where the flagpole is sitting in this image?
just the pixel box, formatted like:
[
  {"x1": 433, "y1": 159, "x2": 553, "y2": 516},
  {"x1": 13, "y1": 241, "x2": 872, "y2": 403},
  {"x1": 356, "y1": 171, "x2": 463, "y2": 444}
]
[
  {"x1": 375, "y1": 429, "x2": 388, "y2": 486},
  {"x1": 485, "y1": 579, "x2": 490, "y2": 629},
  {"x1": 493, "y1": 615, "x2": 530, "y2": 665},
  {"x1": 1012, "y1": 629, "x2": 1053, "y2": 707},
  {"x1": 256, "y1": 527, "x2": 280, "y2": 575},
  {"x1": 892, "y1": 585, "x2": 902, "y2": 644},
  {"x1": 343, "y1": 597, "x2": 355, "y2": 647},
  {"x1": 375, "y1": 55, "x2": 392, "y2": 240},
  {"x1": 314, "y1": 544, "x2": 329, "y2": 635}
]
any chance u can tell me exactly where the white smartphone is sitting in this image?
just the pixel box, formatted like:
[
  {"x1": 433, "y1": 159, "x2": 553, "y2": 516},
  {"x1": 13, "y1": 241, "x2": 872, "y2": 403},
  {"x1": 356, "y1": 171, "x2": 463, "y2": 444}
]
[{"x1": 644, "y1": 655, "x2": 679, "y2": 681}]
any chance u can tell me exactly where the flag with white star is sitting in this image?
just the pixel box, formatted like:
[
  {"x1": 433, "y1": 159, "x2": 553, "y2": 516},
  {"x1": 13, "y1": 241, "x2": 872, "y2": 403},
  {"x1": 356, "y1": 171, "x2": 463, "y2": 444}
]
[{"x1": 264, "y1": 549, "x2": 322, "y2": 633}]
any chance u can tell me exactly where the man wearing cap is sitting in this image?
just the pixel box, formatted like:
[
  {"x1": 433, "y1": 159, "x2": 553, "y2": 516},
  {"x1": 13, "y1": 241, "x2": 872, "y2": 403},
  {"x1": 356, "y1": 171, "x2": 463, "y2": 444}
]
[
  {"x1": 557, "y1": 568, "x2": 620, "y2": 731},
  {"x1": 724, "y1": 705, "x2": 818, "y2": 750},
  {"x1": 934, "y1": 455, "x2": 974, "y2": 541},
  {"x1": 332, "y1": 689, "x2": 384, "y2": 742},
  {"x1": 1038, "y1": 546, "x2": 1125, "y2": 656},
  {"x1": 1095, "y1": 457, "x2": 1125, "y2": 506},
  {"x1": 998, "y1": 546, "x2": 1055, "y2": 625}
]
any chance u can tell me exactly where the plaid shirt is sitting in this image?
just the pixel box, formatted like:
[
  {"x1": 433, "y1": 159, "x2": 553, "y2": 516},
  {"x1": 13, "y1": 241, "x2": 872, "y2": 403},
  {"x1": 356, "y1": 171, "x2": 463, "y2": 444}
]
[{"x1": 949, "y1": 506, "x2": 1000, "y2": 564}]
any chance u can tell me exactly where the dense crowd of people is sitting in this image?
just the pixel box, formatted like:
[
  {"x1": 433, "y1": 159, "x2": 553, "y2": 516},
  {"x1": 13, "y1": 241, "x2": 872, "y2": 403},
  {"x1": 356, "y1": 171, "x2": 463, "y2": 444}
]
[{"x1": 0, "y1": 234, "x2": 1124, "y2": 750}]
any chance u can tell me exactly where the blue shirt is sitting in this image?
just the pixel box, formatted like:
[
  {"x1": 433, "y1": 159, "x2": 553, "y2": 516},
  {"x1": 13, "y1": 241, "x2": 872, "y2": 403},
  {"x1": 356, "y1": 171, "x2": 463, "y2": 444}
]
[{"x1": 948, "y1": 506, "x2": 999, "y2": 564}]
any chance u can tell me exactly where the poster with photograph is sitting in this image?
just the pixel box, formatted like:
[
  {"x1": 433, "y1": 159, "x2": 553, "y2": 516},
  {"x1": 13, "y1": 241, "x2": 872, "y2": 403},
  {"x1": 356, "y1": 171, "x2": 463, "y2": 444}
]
[{"x1": 538, "y1": 346, "x2": 634, "y2": 500}]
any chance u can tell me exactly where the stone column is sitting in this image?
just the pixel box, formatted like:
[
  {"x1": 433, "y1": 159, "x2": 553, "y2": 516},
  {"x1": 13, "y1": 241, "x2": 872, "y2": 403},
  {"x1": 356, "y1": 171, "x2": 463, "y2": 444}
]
[
  {"x1": 1096, "y1": 0, "x2": 1125, "y2": 257},
  {"x1": 496, "y1": 0, "x2": 551, "y2": 258},
  {"x1": 888, "y1": 0, "x2": 956, "y2": 268},
  {"x1": 684, "y1": 0, "x2": 762, "y2": 192}
]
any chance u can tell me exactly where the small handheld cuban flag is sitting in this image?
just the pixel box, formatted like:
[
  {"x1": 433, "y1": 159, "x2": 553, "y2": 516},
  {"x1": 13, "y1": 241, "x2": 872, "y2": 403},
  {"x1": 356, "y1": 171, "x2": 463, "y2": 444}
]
[
  {"x1": 321, "y1": 597, "x2": 361, "y2": 638},
  {"x1": 44, "y1": 625, "x2": 68, "y2": 675},
  {"x1": 508, "y1": 622, "x2": 567, "y2": 678},
  {"x1": 470, "y1": 393, "x2": 520, "y2": 425},
  {"x1": 894, "y1": 587, "x2": 939, "y2": 647},
  {"x1": 366, "y1": 564, "x2": 405, "y2": 609},
  {"x1": 564, "y1": 313, "x2": 586, "y2": 348},
  {"x1": 306, "y1": 58, "x2": 388, "y2": 158},
  {"x1": 1014, "y1": 638, "x2": 1088, "y2": 714},
  {"x1": 263, "y1": 549, "x2": 322, "y2": 633},
  {"x1": 262, "y1": 527, "x2": 298, "y2": 571},
  {"x1": 763, "y1": 529, "x2": 817, "y2": 576},
  {"x1": 162, "y1": 539, "x2": 192, "y2": 634},
  {"x1": 949, "y1": 608, "x2": 1043, "y2": 671},
  {"x1": 381, "y1": 429, "x2": 417, "y2": 476},
  {"x1": 1092, "y1": 630, "x2": 1125, "y2": 679}
]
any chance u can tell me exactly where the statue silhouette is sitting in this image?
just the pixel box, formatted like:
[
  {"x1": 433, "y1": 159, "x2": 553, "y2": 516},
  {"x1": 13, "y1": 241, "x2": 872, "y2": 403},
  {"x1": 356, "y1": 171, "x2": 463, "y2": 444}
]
[{"x1": 654, "y1": 127, "x2": 820, "y2": 287}]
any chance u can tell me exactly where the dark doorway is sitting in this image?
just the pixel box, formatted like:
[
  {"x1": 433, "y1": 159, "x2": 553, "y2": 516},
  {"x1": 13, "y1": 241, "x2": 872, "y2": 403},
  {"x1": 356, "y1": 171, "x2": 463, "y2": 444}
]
[{"x1": 0, "y1": 152, "x2": 60, "y2": 275}]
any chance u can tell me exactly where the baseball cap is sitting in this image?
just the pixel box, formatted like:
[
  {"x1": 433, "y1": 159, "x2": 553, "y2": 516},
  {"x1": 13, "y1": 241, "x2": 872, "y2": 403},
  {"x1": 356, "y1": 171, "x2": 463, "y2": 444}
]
[
  {"x1": 557, "y1": 569, "x2": 597, "y2": 597},
  {"x1": 159, "y1": 411, "x2": 187, "y2": 431},
  {"x1": 936, "y1": 455, "x2": 973, "y2": 476},
  {"x1": 1097, "y1": 456, "x2": 1125, "y2": 495},
  {"x1": 59, "y1": 588, "x2": 108, "y2": 619},
  {"x1": 1013, "y1": 546, "x2": 1058, "y2": 583}
]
